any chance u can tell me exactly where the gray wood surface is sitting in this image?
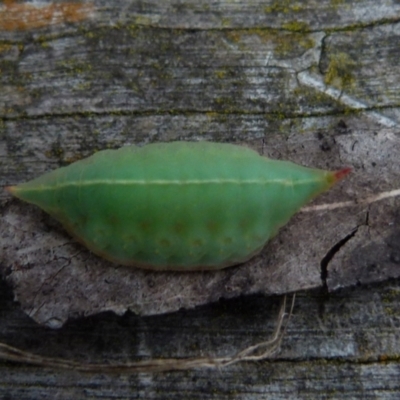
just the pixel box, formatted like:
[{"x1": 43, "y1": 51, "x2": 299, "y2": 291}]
[{"x1": 1, "y1": 0, "x2": 400, "y2": 398}]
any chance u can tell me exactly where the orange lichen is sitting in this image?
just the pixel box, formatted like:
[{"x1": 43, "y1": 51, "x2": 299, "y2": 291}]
[{"x1": 0, "y1": 0, "x2": 94, "y2": 31}]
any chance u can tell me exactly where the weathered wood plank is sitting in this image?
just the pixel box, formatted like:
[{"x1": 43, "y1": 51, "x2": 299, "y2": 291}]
[
  {"x1": 2, "y1": 16, "x2": 400, "y2": 122},
  {"x1": 1, "y1": 0, "x2": 400, "y2": 397},
  {"x1": 1, "y1": 0, "x2": 400, "y2": 39},
  {"x1": 1, "y1": 277, "x2": 400, "y2": 398}
]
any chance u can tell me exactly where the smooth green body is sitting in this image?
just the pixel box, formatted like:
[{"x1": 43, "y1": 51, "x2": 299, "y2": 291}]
[{"x1": 9, "y1": 142, "x2": 342, "y2": 271}]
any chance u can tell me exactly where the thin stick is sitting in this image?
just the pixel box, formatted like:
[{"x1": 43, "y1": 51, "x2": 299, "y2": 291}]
[
  {"x1": 0, "y1": 295, "x2": 295, "y2": 373},
  {"x1": 301, "y1": 188, "x2": 400, "y2": 213}
]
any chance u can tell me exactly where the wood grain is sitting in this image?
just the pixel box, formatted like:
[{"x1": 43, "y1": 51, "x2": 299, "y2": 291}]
[{"x1": 1, "y1": 0, "x2": 400, "y2": 398}]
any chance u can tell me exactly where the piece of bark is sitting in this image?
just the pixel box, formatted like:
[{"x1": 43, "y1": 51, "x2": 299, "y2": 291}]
[
  {"x1": 1, "y1": 1, "x2": 400, "y2": 329},
  {"x1": 328, "y1": 130, "x2": 400, "y2": 290},
  {"x1": 2, "y1": 127, "x2": 399, "y2": 327}
]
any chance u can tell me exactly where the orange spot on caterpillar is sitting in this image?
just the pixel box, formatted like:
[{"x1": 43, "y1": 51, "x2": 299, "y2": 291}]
[
  {"x1": 139, "y1": 221, "x2": 151, "y2": 232},
  {"x1": 192, "y1": 239, "x2": 203, "y2": 247},
  {"x1": 173, "y1": 222, "x2": 186, "y2": 234},
  {"x1": 207, "y1": 221, "x2": 220, "y2": 233}
]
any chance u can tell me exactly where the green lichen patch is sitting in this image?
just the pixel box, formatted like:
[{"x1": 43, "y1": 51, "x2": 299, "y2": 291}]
[{"x1": 324, "y1": 52, "x2": 357, "y2": 90}]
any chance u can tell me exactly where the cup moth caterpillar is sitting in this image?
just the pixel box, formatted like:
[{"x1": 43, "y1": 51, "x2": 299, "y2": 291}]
[{"x1": 7, "y1": 141, "x2": 350, "y2": 271}]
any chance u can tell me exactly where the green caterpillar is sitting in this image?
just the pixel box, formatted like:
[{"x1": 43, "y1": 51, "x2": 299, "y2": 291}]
[{"x1": 7, "y1": 142, "x2": 350, "y2": 271}]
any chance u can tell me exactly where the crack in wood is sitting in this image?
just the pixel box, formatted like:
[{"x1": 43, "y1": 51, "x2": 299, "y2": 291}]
[{"x1": 320, "y1": 228, "x2": 359, "y2": 290}]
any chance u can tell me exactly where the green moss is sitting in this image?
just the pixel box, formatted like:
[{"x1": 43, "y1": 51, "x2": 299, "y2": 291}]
[
  {"x1": 384, "y1": 307, "x2": 397, "y2": 317},
  {"x1": 382, "y1": 288, "x2": 400, "y2": 304},
  {"x1": 291, "y1": 79, "x2": 356, "y2": 118},
  {"x1": 45, "y1": 145, "x2": 64, "y2": 160},
  {"x1": 264, "y1": 0, "x2": 304, "y2": 14},
  {"x1": 282, "y1": 21, "x2": 310, "y2": 32},
  {"x1": 225, "y1": 31, "x2": 243, "y2": 44},
  {"x1": 214, "y1": 96, "x2": 237, "y2": 108},
  {"x1": 228, "y1": 28, "x2": 315, "y2": 56},
  {"x1": 0, "y1": 44, "x2": 12, "y2": 53},
  {"x1": 324, "y1": 52, "x2": 357, "y2": 89},
  {"x1": 133, "y1": 15, "x2": 153, "y2": 26},
  {"x1": 221, "y1": 17, "x2": 232, "y2": 28},
  {"x1": 331, "y1": 0, "x2": 358, "y2": 9},
  {"x1": 275, "y1": 33, "x2": 315, "y2": 56},
  {"x1": 299, "y1": 35, "x2": 315, "y2": 51},
  {"x1": 85, "y1": 31, "x2": 95, "y2": 39},
  {"x1": 215, "y1": 69, "x2": 227, "y2": 79},
  {"x1": 58, "y1": 59, "x2": 93, "y2": 75},
  {"x1": 39, "y1": 40, "x2": 50, "y2": 49},
  {"x1": 76, "y1": 82, "x2": 92, "y2": 91}
]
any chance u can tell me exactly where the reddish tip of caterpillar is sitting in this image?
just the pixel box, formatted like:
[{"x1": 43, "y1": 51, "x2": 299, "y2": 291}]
[
  {"x1": 5, "y1": 186, "x2": 23, "y2": 199},
  {"x1": 333, "y1": 167, "x2": 352, "y2": 182},
  {"x1": 326, "y1": 167, "x2": 351, "y2": 187},
  {"x1": 5, "y1": 186, "x2": 16, "y2": 194}
]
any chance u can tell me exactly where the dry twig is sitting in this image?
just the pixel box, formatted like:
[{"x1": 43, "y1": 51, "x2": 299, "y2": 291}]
[{"x1": 0, "y1": 294, "x2": 295, "y2": 373}]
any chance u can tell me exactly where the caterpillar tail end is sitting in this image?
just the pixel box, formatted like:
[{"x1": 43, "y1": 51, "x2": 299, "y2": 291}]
[
  {"x1": 325, "y1": 167, "x2": 351, "y2": 187},
  {"x1": 333, "y1": 167, "x2": 352, "y2": 182},
  {"x1": 5, "y1": 186, "x2": 17, "y2": 195}
]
